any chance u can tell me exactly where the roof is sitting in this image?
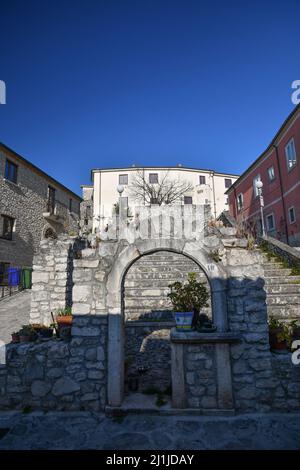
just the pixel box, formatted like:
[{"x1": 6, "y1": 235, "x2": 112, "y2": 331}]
[
  {"x1": 91, "y1": 166, "x2": 240, "y2": 182},
  {"x1": 225, "y1": 103, "x2": 300, "y2": 195},
  {"x1": 0, "y1": 142, "x2": 82, "y2": 200}
]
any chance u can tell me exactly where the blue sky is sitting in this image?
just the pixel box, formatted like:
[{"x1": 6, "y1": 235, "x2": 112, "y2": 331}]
[{"x1": 0, "y1": 0, "x2": 299, "y2": 195}]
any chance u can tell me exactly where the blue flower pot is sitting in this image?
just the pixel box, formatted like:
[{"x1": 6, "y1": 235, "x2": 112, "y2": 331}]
[{"x1": 174, "y1": 311, "x2": 194, "y2": 331}]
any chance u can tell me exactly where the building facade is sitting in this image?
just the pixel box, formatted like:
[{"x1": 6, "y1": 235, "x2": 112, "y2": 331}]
[
  {"x1": 227, "y1": 104, "x2": 300, "y2": 246},
  {"x1": 86, "y1": 166, "x2": 238, "y2": 232},
  {"x1": 0, "y1": 143, "x2": 81, "y2": 281}
]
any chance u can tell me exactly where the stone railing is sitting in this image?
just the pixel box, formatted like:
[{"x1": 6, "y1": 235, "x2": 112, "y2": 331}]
[{"x1": 259, "y1": 236, "x2": 300, "y2": 270}]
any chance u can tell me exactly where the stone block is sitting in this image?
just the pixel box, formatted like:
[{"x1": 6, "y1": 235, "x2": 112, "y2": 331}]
[
  {"x1": 72, "y1": 303, "x2": 91, "y2": 314},
  {"x1": 31, "y1": 380, "x2": 51, "y2": 397},
  {"x1": 73, "y1": 285, "x2": 92, "y2": 303},
  {"x1": 52, "y1": 377, "x2": 80, "y2": 396}
]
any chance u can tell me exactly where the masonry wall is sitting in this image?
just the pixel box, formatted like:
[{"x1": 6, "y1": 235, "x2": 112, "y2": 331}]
[
  {"x1": 0, "y1": 147, "x2": 80, "y2": 269},
  {"x1": 0, "y1": 316, "x2": 107, "y2": 411},
  {"x1": 1, "y1": 229, "x2": 300, "y2": 413}
]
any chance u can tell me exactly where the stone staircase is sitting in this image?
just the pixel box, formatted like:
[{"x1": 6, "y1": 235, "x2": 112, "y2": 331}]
[
  {"x1": 124, "y1": 251, "x2": 211, "y2": 321},
  {"x1": 262, "y1": 255, "x2": 300, "y2": 322}
]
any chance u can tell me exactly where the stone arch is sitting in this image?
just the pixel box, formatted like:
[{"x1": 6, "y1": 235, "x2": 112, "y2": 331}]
[
  {"x1": 107, "y1": 238, "x2": 229, "y2": 407},
  {"x1": 107, "y1": 238, "x2": 228, "y2": 328}
]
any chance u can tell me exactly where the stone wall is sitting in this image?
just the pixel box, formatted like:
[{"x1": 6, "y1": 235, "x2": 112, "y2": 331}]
[
  {"x1": 184, "y1": 344, "x2": 217, "y2": 409},
  {"x1": 125, "y1": 321, "x2": 173, "y2": 393},
  {"x1": 0, "y1": 316, "x2": 107, "y2": 411},
  {"x1": 30, "y1": 236, "x2": 80, "y2": 324},
  {"x1": 0, "y1": 147, "x2": 81, "y2": 269}
]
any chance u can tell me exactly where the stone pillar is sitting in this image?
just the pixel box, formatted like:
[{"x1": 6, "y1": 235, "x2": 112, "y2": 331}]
[
  {"x1": 170, "y1": 329, "x2": 239, "y2": 412},
  {"x1": 107, "y1": 313, "x2": 125, "y2": 407},
  {"x1": 171, "y1": 342, "x2": 186, "y2": 408}
]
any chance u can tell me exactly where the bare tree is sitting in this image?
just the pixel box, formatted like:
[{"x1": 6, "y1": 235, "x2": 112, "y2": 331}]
[{"x1": 128, "y1": 170, "x2": 194, "y2": 205}]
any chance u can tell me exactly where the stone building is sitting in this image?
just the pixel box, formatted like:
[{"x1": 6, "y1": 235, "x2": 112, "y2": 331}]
[{"x1": 0, "y1": 142, "x2": 81, "y2": 281}]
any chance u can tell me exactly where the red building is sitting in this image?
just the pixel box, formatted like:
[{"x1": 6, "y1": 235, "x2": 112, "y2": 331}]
[{"x1": 226, "y1": 104, "x2": 300, "y2": 246}]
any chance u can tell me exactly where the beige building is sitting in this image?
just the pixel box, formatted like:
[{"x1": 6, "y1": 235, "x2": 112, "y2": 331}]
[
  {"x1": 0, "y1": 143, "x2": 81, "y2": 282},
  {"x1": 83, "y1": 166, "x2": 238, "y2": 232}
]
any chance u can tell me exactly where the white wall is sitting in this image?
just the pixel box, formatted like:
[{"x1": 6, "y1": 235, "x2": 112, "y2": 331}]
[{"x1": 90, "y1": 167, "x2": 238, "y2": 231}]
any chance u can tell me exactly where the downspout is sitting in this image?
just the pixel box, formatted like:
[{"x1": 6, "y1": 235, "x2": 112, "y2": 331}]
[
  {"x1": 233, "y1": 186, "x2": 237, "y2": 219},
  {"x1": 273, "y1": 144, "x2": 289, "y2": 245},
  {"x1": 211, "y1": 171, "x2": 217, "y2": 219}
]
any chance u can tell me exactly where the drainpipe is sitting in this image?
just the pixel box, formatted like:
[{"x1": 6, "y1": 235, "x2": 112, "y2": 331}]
[
  {"x1": 211, "y1": 171, "x2": 217, "y2": 219},
  {"x1": 273, "y1": 144, "x2": 289, "y2": 245}
]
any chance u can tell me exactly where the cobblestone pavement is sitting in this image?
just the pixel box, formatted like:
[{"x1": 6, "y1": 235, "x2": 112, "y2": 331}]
[
  {"x1": 0, "y1": 412, "x2": 299, "y2": 450},
  {"x1": 0, "y1": 291, "x2": 31, "y2": 344}
]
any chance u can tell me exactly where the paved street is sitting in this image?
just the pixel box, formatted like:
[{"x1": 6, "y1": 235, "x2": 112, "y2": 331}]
[
  {"x1": 0, "y1": 411, "x2": 299, "y2": 450},
  {"x1": 0, "y1": 291, "x2": 31, "y2": 344}
]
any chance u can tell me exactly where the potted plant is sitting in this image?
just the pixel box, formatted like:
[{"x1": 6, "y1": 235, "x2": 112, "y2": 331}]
[
  {"x1": 269, "y1": 317, "x2": 291, "y2": 351},
  {"x1": 18, "y1": 325, "x2": 37, "y2": 343},
  {"x1": 11, "y1": 332, "x2": 20, "y2": 343},
  {"x1": 39, "y1": 325, "x2": 54, "y2": 339},
  {"x1": 56, "y1": 307, "x2": 73, "y2": 326},
  {"x1": 168, "y1": 272, "x2": 210, "y2": 331},
  {"x1": 290, "y1": 320, "x2": 300, "y2": 340}
]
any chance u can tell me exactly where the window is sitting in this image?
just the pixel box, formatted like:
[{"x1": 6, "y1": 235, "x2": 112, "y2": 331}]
[
  {"x1": 69, "y1": 198, "x2": 72, "y2": 212},
  {"x1": 4, "y1": 159, "x2": 18, "y2": 184},
  {"x1": 119, "y1": 174, "x2": 128, "y2": 185},
  {"x1": 285, "y1": 138, "x2": 297, "y2": 170},
  {"x1": 0, "y1": 262, "x2": 10, "y2": 285},
  {"x1": 289, "y1": 207, "x2": 296, "y2": 224},
  {"x1": 237, "y1": 193, "x2": 243, "y2": 211},
  {"x1": 1, "y1": 215, "x2": 14, "y2": 240},
  {"x1": 253, "y1": 175, "x2": 261, "y2": 197},
  {"x1": 224, "y1": 178, "x2": 232, "y2": 188},
  {"x1": 225, "y1": 197, "x2": 229, "y2": 205},
  {"x1": 184, "y1": 196, "x2": 193, "y2": 205},
  {"x1": 267, "y1": 166, "x2": 275, "y2": 182},
  {"x1": 47, "y1": 186, "x2": 56, "y2": 214},
  {"x1": 266, "y1": 213, "x2": 275, "y2": 231},
  {"x1": 149, "y1": 173, "x2": 158, "y2": 184},
  {"x1": 199, "y1": 175, "x2": 206, "y2": 185}
]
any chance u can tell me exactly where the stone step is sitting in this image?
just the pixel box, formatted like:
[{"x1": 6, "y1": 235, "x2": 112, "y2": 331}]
[
  {"x1": 267, "y1": 305, "x2": 300, "y2": 320},
  {"x1": 125, "y1": 287, "x2": 171, "y2": 297},
  {"x1": 264, "y1": 276, "x2": 300, "y2": 285},
  {"x1": 263, "y1": 268, "x2": 292, "y2": 276},
  {"x1": 125, "y1": 272, "x2": 206, "y2": 281},
  {"x1": 128, "y1": 265, "x2": 199, "y2": 273},
  {"x1": 266, "y1": 294, "x2": 300, "y2": 306},
  {"x1": 124, "y1": 276, "x2": 208, "y2": 288},
  {"x1": 263, "y1": 260, "x2": 286, "y2": 267},
  {"x1": 265, "y1": 284, "x2": 300, "y2": 294}
]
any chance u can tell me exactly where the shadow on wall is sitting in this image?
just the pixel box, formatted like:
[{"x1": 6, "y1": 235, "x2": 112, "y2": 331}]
[{"x1": 125, "y1": 323, "x2": 172, "y2": 395}]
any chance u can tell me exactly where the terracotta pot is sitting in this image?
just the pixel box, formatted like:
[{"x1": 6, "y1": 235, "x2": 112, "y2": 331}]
[
  {"x1": 56, "y1": 315, "x2": 73, "y2": 326},
  {"x1": 269, "y1": 328, "x2": 287, "y2": 351}
]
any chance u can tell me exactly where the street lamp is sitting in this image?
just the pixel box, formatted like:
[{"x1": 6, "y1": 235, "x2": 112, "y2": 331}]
[{"x1": 256, "y1": 180, "x2": 266, "y2": 237}]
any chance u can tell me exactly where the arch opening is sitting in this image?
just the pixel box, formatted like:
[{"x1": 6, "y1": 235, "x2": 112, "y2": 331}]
[{"x1": 121, "y1": 249, "x2": 212, "y2": 408}]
